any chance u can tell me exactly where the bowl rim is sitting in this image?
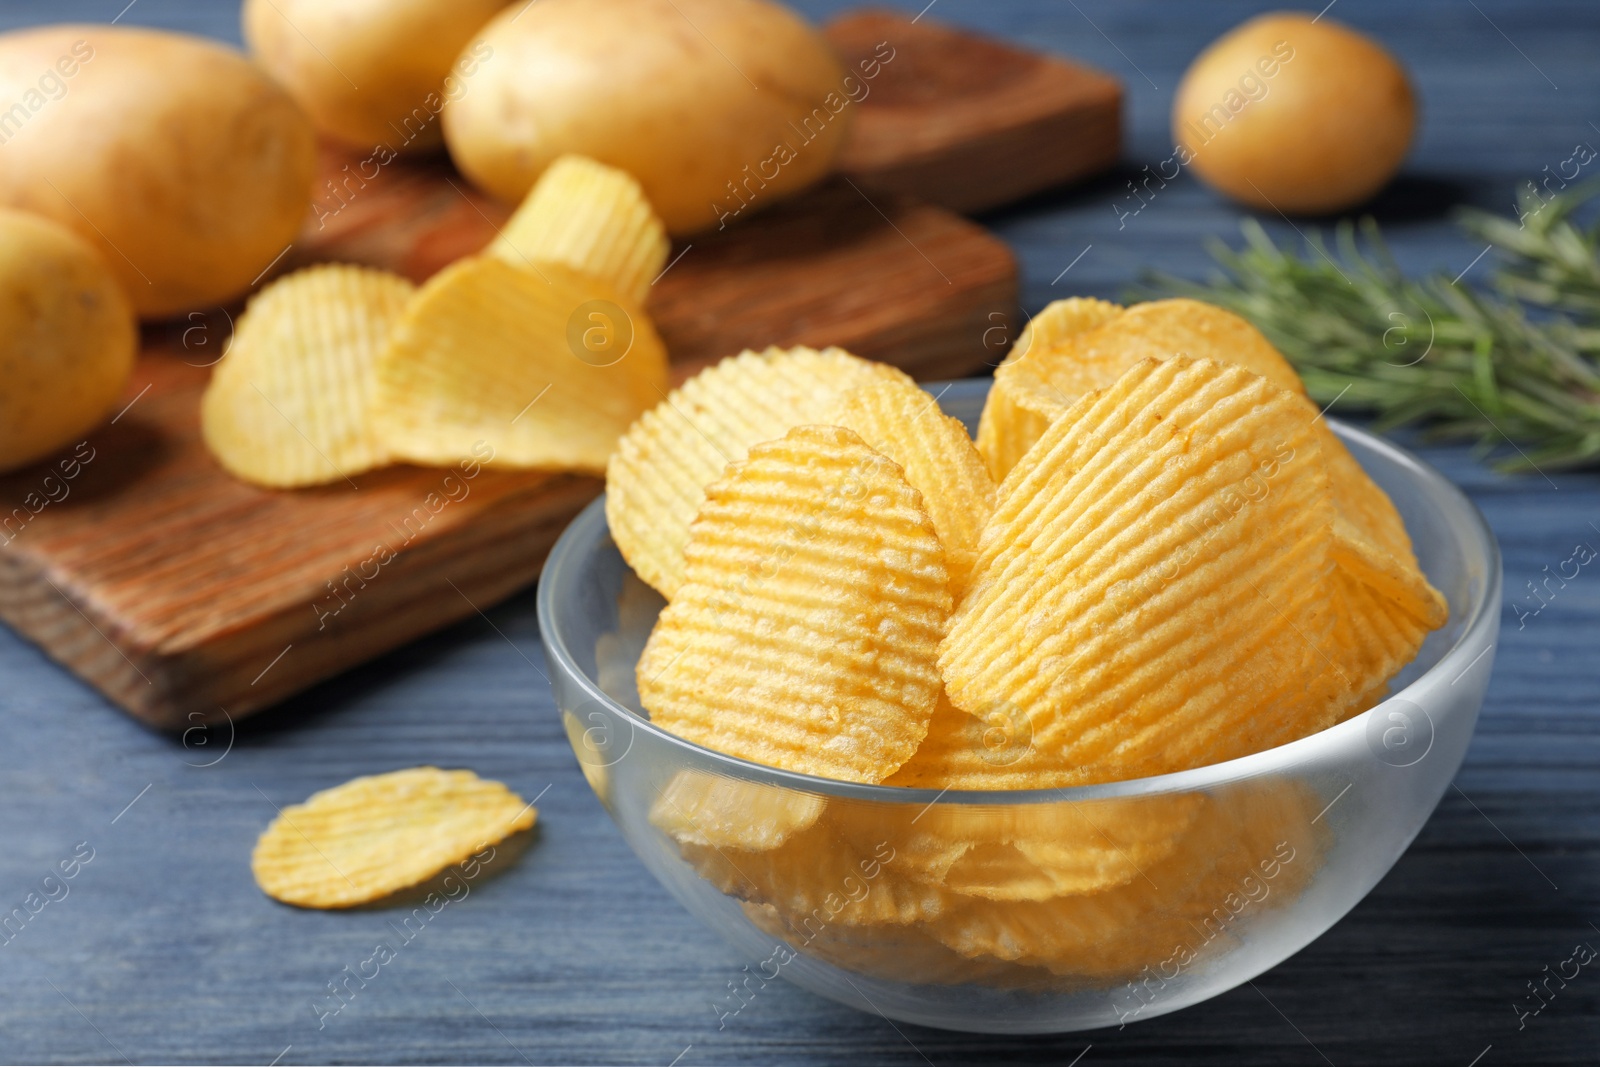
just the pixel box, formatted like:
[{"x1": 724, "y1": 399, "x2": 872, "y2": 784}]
[{"x1": 537, "y1": 381, "x2": 1502, "y2": 806}]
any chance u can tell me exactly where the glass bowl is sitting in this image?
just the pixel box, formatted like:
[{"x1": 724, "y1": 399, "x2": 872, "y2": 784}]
[{"x1": 536, "y1": 379, "x2": 1500, "y2": 1034}]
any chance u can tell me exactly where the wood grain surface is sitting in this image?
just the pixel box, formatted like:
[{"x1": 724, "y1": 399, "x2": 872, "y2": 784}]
[
  {"x1": 0, "y1": 1, "x2": 1596, "y2": 1065},
  {"x1": 827, "y1": 9, "x2": 1123, "y2": 212}
]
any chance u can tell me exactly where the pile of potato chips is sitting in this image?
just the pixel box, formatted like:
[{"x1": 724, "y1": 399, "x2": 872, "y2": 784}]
[
  {"x1": 606, "y1": 297, "x2": 1447, "y2": 983},
  {"x1": 202, "y1": 155, "x2": 670, "y2": 487}
]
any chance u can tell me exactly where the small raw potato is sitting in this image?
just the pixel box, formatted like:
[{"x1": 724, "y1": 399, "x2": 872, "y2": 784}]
[
  {"x1": 1173, "y1": 13, "x2": 1415, "y2": 214},
  {"x1": 638, "y1": 426, "x2": 950, "y2": 782},
  {"x1": 825, "y1": 377, "x2": 997, "y2": 598},
  {"x1": 943, "y1": 357, "x2": 1340, "y2": 785},
  {"x1": 488, "y1": 155, "x2": 669, "y2": 307},
  {"x1": 201, "y1": 265, "x2": 415, "y2": 488},
  {"x1": 244, "y1": 0, "x2": 511, "y2": 152},
  {"x1": 0, "y1": 26, "x2": 316, "y2": 317},
  {"x1": 251, "y1": 767, "x2": 536, "y2": 908},
  {"x1": 0, "y1": 210, "x2": 135, "y2": 474},
  {"x1": 444, "y1": 0, "x2": 852, "y2": 234},
  {"x1": 372, "y1": 257, "x2": 668, "y2": 472},
  {"x1": 606, "y1": 346, "x2": 911, "y2": 599}
]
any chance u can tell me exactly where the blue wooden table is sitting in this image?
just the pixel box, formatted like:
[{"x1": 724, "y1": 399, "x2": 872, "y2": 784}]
[{"x1": 2, "y1": 1, "x2": 1597, "y2": 1063}]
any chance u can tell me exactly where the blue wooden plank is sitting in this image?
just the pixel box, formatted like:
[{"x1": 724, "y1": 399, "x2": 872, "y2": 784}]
[{"x1": 1, "y1": 0, "x2": 1598, "y2": 1063}]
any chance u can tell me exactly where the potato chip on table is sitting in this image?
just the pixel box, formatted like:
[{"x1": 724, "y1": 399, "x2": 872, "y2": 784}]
[
  {"x1": 606, "y1": 346, "x2": 912, "y2": 599},
  {"x1": 251, "y1": 767, "x2": 536, "y2": 909}
]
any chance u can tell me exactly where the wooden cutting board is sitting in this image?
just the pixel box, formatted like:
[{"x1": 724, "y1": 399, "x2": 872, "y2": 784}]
[{"x1": 0, "y1": 11, "x2": 1120, "y2": 729}]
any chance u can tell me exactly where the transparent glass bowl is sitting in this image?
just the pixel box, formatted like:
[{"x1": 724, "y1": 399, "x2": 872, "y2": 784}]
[{"x1": 537, "y1": 380, "x2": 1500, "y2": 1034}]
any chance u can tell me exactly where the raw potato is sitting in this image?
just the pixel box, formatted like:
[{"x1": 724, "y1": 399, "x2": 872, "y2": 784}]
[
  {"x1": 444, "y1": 0, "x2": 852, "y2": 234},
  {"x1": 0, "y1": 25, "x2": 316, "y2": 317},
  {"x1": 1173, "y1": 13, "x2": 1415, "y2": 214},
  {"x1": 0, "y1": 209, "x2": 135, "y2": 474},
  {"x1": 244, "y1": 0, "x2": 511, "y2": 152}
]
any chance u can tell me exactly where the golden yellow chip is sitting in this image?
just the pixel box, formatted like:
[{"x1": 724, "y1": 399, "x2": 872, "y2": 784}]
[
  {"x1": 649, "y1": 769, "x2": 825, "y2": 852},
  {"x1": 1333, "y1": 515, "x2": 1448, "y2": 628},
  {"x1": 679, "y1": 810, "x2": 952, "y2": 928},
  {"x1": 488, "y1": 155, "x2": 668, "y2": 308},
  {"x1": 200, "y1": 264, "x2": 414, "y2": 488},
  {"x1": 943, "y1": 356, "x2": 1340, "y2": 785},
  {"x1": 825, "y1": 378, "x2": 997, "y2": 599},
  {"x1": 984, "y1": 297, "x2": 1426, "y2": 592},
  {"x1": 1010, "y1": 295, "x2": 1126, "y2": 360},
  {"x1": 928, "y1": 782, "x2": 1323, "y2": 978},
  {"x1": 1325, "y1": 514, "x2": 1449, "y2": 713},
  {"x1": 884, "y1": 695, "x2": 1080, "y2": 790},
  {"x1": 606, "y1": 346, "x2": 913, "y2": 599},
  {"x1": 638, "y1": 425, "x2": 949, "y2": 782},
  {"x1": 371, "y1": 257, "x2": 667, "y2": 473},
  {"x1": 977, "y1": 297, "x2": 1307, "y2": 480},
  {"x1": 251, "y1": 767, "x2": 536, "y2": 909},
  {"x1": 738, "y1": 899, "x2": 1043, "y2": 989},
  {"x1": 1321, "y1": 428, "x2": 1418, "y2": 566},
  {"x1": 949, "y1": 796, "x2": 1202, "y2": 902},
  {"x1": 858, "y1": 779, "x2": 1203, "y2": 902},
  {"x1": 976, "y1": 297, "x2": 1123, "y2": 480},
  {"x1": 1328, "y1": 567, "x2": 1438, "y2": 714}
]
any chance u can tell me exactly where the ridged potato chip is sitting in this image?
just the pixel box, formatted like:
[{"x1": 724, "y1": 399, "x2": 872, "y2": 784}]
[
  {"x1": 638, "y1": 425, "x2": 949, "y2": 782},
  {"x1": 372, "y1": 257, "x2": 667, "y2": 472},
  {"x1": 984, "y1": 296, "x2": 1424, "y2": 570},
  {"x1": 251, "y1": 767, "x2": 536, "y2": 909},
  {"x1": 1326, "y1": 514, "x2": 1449, "y2": 711},
  {"x1": 738, "y1": 899, "x2": 1045, "y2": 989},
  {"x1": 649, "y1": 769, "x2": 825, "y2": 852},
  {"x1": 929, "y1": 783, "x2": 1322, "y2": 978},
  {"x1": 201, "y1": 264, "x2": 414, "y2": 487},
  {"x1": 943, "y1": 357, "x2": 1339, "y2": 785},
  {"x1": 606, "y1": 347, "x2": 912, "y2": 599},
  {"x1": 978, "y1": 298, "x2": 1305, "y2": 481},
  {"x1": 977, "y1": 297, "x2": 1123, "y2": 480},
  {"x1": 884, "y1": 695, "x2": 1080, "y2": 791},
  {"x1": 680, "y1": 810, "x2": 950, "y2": 928},
  {"x1": 947, "y1": 796, "x2": 1203, "y2": 902},
  {"x1": 1013, "y1": 295, "x2": 1126, "y2": 358},
  {"x1": 825, "y1": 378, "x2": 997, "y2": 598},
  {"x1": 488, "y1": 155, "x2": 668, "y2": 308}
]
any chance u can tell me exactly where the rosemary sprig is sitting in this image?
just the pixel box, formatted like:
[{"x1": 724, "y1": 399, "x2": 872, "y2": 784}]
[{"x1": 1138, "y1": 185, "x2": 1600, "y2": 471}]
